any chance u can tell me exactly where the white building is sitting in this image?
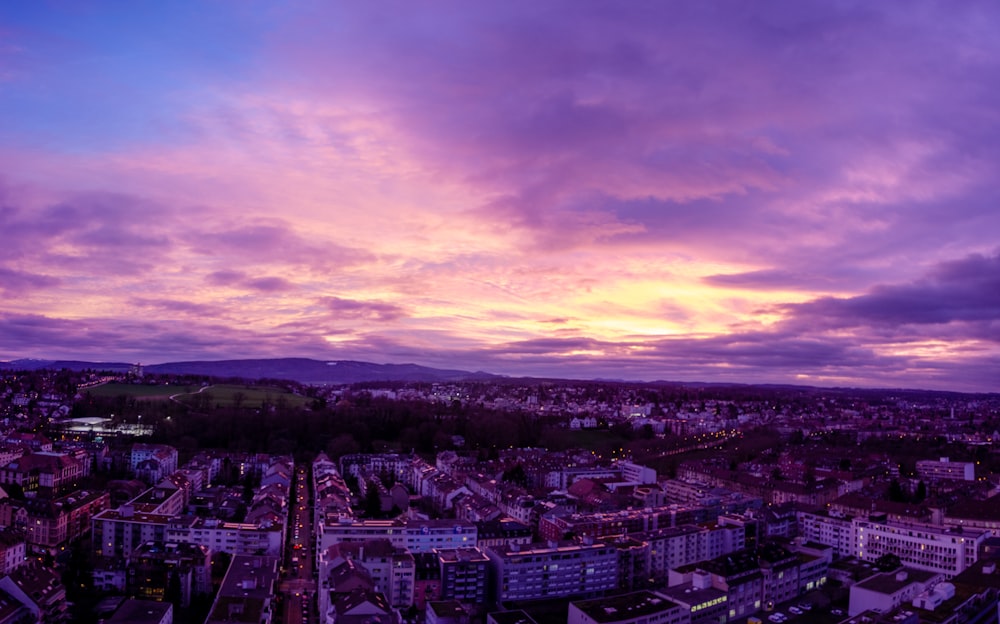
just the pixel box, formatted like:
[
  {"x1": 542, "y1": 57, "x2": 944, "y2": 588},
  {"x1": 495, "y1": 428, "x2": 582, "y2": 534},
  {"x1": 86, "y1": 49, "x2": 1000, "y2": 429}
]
[
  {"x1": 848, "y1": 568, "x2": 943, "y2": 616},
  {"x1": 855, "y1": 520, "x2": 986, "y2": 578},
  {"x1": 642, "y1": 524, "x2": 745, "y2": 581},
  {"x1": 796, "y1": 510, "x2": 855, "y2": 558},
  {"x1": 130, "y1": 444, "x2": 178, "y2": 481},
  {"x1": 916, "y1": 457, "x2": 975, "y2": 482},
  {"x1": 618, "y1": 461, "x2": 657, "y2": 485},
  {"x1": 319, "y1": 517, "x2": 476, "y2": 554},
  {"x1": 165, "y1": 516, "x2": 284, "y2": 557}
]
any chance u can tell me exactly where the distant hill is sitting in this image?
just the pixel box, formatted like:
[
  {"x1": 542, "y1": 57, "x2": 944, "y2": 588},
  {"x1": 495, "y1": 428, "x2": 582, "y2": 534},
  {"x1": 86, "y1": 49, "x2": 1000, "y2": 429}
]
[
  {"x1": 0, "y1": 359, "x2": 134, "y2": 372},
  {"x1": 0, "y1": 357, "x2": 498, "y2": 384}
]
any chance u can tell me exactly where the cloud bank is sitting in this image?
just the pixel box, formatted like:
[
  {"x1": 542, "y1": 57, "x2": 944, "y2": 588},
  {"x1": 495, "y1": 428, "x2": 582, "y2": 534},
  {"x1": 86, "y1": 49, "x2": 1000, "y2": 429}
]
[{"x1": 0, "y1": 1, "x2": 998, "y2": 391}]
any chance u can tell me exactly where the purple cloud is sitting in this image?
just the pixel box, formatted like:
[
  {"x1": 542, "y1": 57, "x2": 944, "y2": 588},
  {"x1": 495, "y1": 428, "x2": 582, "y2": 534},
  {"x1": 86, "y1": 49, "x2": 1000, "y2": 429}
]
[
  {"x1": 129, "y1": 297, "x2": 228, "y2": 317},
  {"x1": 2, "y1": 3, "x2": 999, "y2": 392},
  {"x1": 782, "y1": 251, "x2": 1000, "y2": 332},
  {"x1": 321, "y1": 297, "x2": 406, "y2": 322},
  {"x1": 205, "y1": 270, "x2": 246, "y2": 286},
  {"x1": 244, "y1": 276, "x2": 295, "y2": 292},
  {"x1": 0, "y1": 267, "x2": 60, "y2": 294}
]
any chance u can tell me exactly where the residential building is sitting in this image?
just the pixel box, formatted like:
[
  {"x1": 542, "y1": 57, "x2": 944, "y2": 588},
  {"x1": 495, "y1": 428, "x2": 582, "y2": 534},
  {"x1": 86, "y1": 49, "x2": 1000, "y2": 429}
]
[
  {"x1": 92, "y1": 509, "x2": 169, "y2": 559},
  {"x1": 0, "y1": 562, "x2": 68, "y2": 623},
  {"x1": 0, "y1": 531, "x2": 24, "y2": 576},
  {"x1": 855, "y1": 519, "x2": 986, "y2": 578},
  {"x1": 848, "y1": 568, "x2": 942, "y2": 616},
  {"x1": 486, "y1": 539, "x2": 618, "y2": 603},
  {"x1": 127, "y1": 541, "x2": 212, "y2": 607},
  {"x1": 204, "y1": 555, "x2": 279, "y2": 624},
  {"x1": 916, "y1": 457, "x2": 975, "y2": 482},
  {"x1": 438, "y1": 548, "x2": 489, "y2": 604},
  {"x1": 106, "y1": 598, "x2": 173, "y2": 624},
  {"x1": 165, "y1": 516, "x2": 284, "y2": 557}
]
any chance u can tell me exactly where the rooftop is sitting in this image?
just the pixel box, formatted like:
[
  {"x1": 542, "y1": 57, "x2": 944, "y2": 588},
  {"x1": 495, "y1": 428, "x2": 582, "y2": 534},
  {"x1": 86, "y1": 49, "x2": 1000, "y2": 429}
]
[
  {"x1": 106, "y1": 598, "x2": 172, "y2": 623},
  {"x1": 570, "y1": 591, "x2": 680, "y2": 623},
  {"x1": 855, "y1": 568, "x2": 940, "y2": 595},
  {"x1": 488, "y1": 609, "x2": 539, "y2": 624}
]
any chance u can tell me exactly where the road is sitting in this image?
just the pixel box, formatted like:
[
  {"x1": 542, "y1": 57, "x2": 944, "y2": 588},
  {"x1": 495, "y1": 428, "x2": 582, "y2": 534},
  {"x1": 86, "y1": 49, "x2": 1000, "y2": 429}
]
[
  {"x1": 281, "y1": 464, "x2": 317, "y2": 624},
  {"x1": 168, "y1": 384, "x2": 214, "y2": 405}
]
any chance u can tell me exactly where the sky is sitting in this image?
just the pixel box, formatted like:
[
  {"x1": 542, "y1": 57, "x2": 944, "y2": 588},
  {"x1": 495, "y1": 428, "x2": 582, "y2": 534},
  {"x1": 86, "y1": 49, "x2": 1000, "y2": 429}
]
[{"x1": 1, "y1": 1, "x2": 998, "y2": 392}]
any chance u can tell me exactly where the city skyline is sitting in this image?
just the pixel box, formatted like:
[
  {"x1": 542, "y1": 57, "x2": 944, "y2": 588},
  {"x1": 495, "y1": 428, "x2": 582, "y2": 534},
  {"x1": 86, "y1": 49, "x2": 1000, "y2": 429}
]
[{"x1": 1, "y1": 2, "x2": 998, "y2": 392}]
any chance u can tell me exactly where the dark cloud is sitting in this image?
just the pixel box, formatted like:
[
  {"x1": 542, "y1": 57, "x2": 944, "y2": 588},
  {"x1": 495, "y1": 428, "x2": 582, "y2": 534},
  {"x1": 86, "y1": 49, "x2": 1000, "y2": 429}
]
[
  {"x1": 187, "y1": 221, "x2": 374, "y2": 270},
  {"x1": 204, "y1": 271, "x2": 295, "y2": 292},
  {"x1": 128, "y1": 297, "x2": 227, "y2": 317},
  {"x1": 275, "y1": 1, "x2": 1000, "y2": 267},
  {"x1": 782, "y1": 251, "x2": 1000, "y2": 332},
  {"x1": 244, "y1": 276, "x2": 295, "y2": 292},
  {"x1": 703, "y1": 269, "x2": 841, "y2": 290},
  {"x1": 321, "y1": 297, "x2": 406, "y2": 322},
  {"x1": 497, "y1": 337, "x2": 611, "y2": 355},
  {"x1": 0, "y1": 312, "x2": 321, "y2": 362},
  {"x1": 0, "y1": 267, "x2": 60, "y2": 294},
  {"x1": 205, "y1": 270, "x2": 246, "y2": 286},
  {"x1": 0, "y1": 189, "x2": 177, "y2": 276}
]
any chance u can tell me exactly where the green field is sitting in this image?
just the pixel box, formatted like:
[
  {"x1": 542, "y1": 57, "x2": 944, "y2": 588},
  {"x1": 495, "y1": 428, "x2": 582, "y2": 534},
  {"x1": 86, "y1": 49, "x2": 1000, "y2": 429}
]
[
  {"x1": 85, "y1": 383, "x2": 190, "y2": 399},
  {"x1": 86, "y1": 382, "x2": 309, "y2": 409},
  {"x1": 174, "y1": 384, "x2": 310, "y2": 409}
]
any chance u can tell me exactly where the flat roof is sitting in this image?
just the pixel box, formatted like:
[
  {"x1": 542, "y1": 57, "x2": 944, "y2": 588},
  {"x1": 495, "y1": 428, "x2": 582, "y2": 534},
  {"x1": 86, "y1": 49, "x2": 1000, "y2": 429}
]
[
  {"x1": 570, "y1": 591, "x2": 680, "y2": 623},
  {"x1": 107, "y1": 599, "x2": 172, "y2": 623},
  {"x1": 488, "y1": 610, "x2": 539, "y2": 624},
  {"x1": 856, "y1": 568, "x2": 940, "y2": 595}
]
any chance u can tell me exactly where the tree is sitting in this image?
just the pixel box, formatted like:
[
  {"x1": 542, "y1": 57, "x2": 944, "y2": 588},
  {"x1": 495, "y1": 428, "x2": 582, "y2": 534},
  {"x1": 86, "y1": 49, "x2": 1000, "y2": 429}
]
[
  {"x1": 874, "y1": 553, "x2": 901, "y2": 572},
  {"x1": 362, "y1": 483, "x2": 383, "y2": 518},
  {"x1": 914, "y1": 480, "x2": 927, "y2": 504},
  {"x1": 804, "y1": 465, "x2": 816, "y2": 487},
  {"x1": 165, "y1": 570, "x2": 183, "y2": 605},
  {"x1": 501, "y1": 464, "x2": 529, "y2": 489},
  {"x1": 887, "y1": 479, "x2": 905, "y2": 503},
  {"x1": 326, "y1": 434, "x2": 360, "y2": 460}
]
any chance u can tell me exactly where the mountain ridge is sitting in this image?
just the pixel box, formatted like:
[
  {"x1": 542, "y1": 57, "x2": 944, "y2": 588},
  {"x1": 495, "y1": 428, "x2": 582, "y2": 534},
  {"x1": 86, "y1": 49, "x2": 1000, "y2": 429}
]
[{"x1": 0, "y1": 357, "x2": 500, "y2": 384}]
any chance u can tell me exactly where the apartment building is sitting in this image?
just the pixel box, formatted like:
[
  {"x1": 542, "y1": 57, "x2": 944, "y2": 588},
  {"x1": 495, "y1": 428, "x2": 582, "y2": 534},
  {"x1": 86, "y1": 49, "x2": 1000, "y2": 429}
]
[
  {"x1": 855, "y1": 520, "x2": 985, "y2": 578},
  {"x1": 916, "y1": 457, "x2": 975, "y2": 482},
  {"x1": 320, "y1": 517, "x2": 476, "y2": 554},
  {"x1": 165, "y1": 516, "x2": 284, "y2": 557},
  {"x1": 642, "y1": 524, "x2": 746, "y2": 581},
  {"x1": 486, "y1": 539, "x2": 618, "y2": 603},
  {"x1": 438, "y1": 547, "x2": 489, "y2": 604}
]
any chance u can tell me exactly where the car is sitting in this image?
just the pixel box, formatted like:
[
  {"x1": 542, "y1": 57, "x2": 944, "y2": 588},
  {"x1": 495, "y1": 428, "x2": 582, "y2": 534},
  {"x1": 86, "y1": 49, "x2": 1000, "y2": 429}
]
[
  {"x1": 831, "y1": 608, "x2": 844, "y2": 616},
  {"x1": 768, "y1": 615, "x2": 783, "y2": 623},
  {"x1": 788, "y1": 606, "x2": 802, "y2": 615},
  {"x1": 798, "y1": 602, "x2": 812, "y2": 611}
]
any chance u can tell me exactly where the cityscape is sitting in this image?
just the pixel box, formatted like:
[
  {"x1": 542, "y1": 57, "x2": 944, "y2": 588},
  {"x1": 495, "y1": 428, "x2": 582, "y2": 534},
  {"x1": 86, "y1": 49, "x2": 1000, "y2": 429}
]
[
  {"x1": 2, "y1": 2, "x2": 1000, "y2": 624},
  {"x1": 0, "y1": 363, "x2": 995, "y2": 623}
]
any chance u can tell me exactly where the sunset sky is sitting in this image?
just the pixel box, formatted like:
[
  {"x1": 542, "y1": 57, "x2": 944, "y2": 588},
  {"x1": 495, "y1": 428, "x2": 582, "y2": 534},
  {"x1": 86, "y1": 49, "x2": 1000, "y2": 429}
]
[{"x1": 1, "y1": 2, "x2": 998, "y2": 391}]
